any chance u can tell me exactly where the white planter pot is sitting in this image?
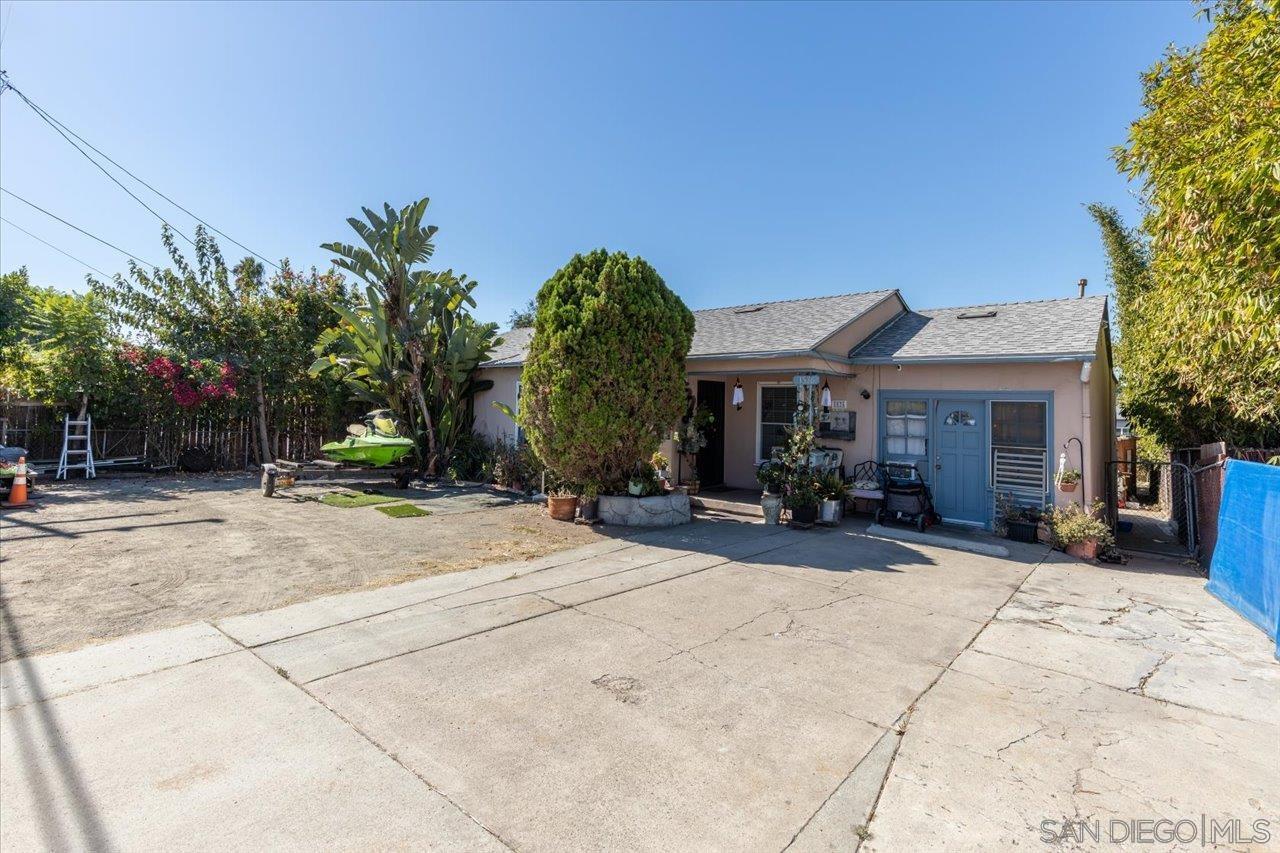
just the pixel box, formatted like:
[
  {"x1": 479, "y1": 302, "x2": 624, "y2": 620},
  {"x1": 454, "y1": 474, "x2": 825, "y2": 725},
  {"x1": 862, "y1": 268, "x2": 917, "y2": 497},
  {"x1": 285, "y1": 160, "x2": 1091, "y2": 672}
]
[
  {"x1": 761, "y1": 493, "x2": 783, "y2": 525},
  {"x1": 820, "y1": 499, "x2": 843, "y2": 524}
]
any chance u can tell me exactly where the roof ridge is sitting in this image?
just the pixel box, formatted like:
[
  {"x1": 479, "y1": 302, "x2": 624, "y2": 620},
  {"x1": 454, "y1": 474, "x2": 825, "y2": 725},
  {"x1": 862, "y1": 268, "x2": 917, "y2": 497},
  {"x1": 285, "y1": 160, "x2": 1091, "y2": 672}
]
[
  {"x1": 692, "y1": 288, "x2": 895, "y2": 315},
  {"x1": 916, "y1": 294, "x2": 1107, "y2": 314}
]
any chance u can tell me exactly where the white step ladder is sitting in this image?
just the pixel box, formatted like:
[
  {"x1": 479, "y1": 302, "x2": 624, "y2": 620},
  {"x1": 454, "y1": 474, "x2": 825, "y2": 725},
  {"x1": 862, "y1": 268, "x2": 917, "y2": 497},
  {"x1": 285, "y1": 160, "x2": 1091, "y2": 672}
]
[{"x1": 56, "y1": 414, "x2": 97, "y2": 480}]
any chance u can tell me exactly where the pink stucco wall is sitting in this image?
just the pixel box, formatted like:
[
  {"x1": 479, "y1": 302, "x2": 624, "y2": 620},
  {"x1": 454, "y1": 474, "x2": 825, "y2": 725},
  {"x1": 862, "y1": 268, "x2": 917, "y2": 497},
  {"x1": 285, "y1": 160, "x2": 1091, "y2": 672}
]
[{"x1": 473, "y1": 344, "x2": 1115, "y2": 511}]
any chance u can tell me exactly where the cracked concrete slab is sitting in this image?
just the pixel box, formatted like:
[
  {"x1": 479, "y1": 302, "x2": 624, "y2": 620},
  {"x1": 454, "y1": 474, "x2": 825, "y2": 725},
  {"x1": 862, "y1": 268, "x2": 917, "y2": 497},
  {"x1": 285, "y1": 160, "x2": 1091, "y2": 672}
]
[
  {"x1": 0, "y1": 650, "x2": 507, "y2": 852},
  {"x1": 1, "y1": 622, "x2": 238, "y2": 710},
  {"x1": 312, "y1": 606, "x2": 886, "y2": 852},
  {"x1": 865, "y1": 649, "x2": 1280, "y2": 851},
  {"x1": 786, "y1": 721, "x2": 904, "y2": 852},
  {"x1": 864, "y1": 554, "x2": 1280, "y2": 851},
  {"x1": 5, "y1": 517, "x2": 1276, "y2": 851},
  {"x1": 216, "y1": 537, "x2": 642, "y2": 647},
  {"x1": 256, "y1": 593, "x2": 562, "y2": 684}
]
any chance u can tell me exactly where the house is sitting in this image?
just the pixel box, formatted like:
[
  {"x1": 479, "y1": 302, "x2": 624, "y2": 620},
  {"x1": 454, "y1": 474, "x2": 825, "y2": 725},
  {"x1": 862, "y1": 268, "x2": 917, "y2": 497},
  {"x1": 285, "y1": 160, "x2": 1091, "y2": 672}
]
[{"x1": 472, "y1": 288, "x2": 1115, "y2": 529}]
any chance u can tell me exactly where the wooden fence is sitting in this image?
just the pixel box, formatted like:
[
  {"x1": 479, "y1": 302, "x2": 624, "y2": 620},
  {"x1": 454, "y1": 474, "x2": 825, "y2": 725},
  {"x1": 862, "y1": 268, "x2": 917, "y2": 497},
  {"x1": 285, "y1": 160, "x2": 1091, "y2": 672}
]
[{"x1": 0, "y1": 400, "x2": 338, "y2": 471}]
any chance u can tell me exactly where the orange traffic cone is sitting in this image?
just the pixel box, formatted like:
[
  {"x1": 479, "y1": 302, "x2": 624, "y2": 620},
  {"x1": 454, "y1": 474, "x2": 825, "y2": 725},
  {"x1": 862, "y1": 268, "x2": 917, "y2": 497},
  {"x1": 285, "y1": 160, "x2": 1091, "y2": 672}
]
[{"x1": 3, "y1": 456, "x2": 31, "y2": 508}]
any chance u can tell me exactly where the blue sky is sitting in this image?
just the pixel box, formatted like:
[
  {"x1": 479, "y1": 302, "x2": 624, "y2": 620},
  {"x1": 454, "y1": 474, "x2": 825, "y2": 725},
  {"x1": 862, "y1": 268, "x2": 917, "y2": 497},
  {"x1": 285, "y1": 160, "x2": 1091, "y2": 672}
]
[{"x1": 1, "y1": 1, "x2": 1205, "y2": 326}]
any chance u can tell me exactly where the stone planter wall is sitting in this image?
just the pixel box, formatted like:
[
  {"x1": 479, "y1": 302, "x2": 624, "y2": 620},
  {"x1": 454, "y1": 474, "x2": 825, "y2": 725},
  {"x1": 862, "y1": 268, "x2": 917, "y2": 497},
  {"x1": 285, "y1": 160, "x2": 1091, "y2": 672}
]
[{"x1": 598, "y1": 492, "x2": 691, "y2": 527}]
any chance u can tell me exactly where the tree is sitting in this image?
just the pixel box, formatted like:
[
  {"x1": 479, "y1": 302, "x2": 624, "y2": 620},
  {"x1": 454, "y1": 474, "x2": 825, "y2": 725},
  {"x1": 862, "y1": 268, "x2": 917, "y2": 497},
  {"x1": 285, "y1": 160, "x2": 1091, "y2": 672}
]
[
  {"x1": 3, "y1": 284, "x2": 115, "y2": 419},
  {"x1": 0, "y1": 267, "x2": 33, "y2": 362},
  {"x1": 1087, "y1": 204, "x2": 1230, "y2": 449},
  {"x1": 92, "y1": 225, "x2": 352, "y2": 462},
  {"x1": 508, "y1": 297, "x2": 537, "y2": 328},
  {"x1": 313, "y1": 198, "x2": 500, "y2": 475},
  {"x1": 1109, "y1": 0, "x2": 1280, "y2": 444},
  {"x1": 517, "y1": 249, "x2": 694, "y2": 491}
]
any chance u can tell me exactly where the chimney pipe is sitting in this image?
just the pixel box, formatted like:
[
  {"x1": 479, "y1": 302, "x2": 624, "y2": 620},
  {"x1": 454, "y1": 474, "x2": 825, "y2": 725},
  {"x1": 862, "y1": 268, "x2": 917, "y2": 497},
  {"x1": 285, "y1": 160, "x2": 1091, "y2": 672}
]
[{"x1": 1078, "y1": 278, "x2": 1087, "y2": 299}]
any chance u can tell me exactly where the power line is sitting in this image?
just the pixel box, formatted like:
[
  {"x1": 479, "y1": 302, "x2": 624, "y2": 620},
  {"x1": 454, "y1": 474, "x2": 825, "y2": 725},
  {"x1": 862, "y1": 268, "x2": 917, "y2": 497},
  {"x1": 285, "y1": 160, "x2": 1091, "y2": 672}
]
[
  {"x1": 0, "y1": 75, "x2": 198, "y2": 249},
  {"x1": 1, "y1": 216, "x2": 112, "y2": 279},
  {"x1": 0, "y1": 74, "x2": 281, "y2": 271},
  {"x1": 1, "y1": 187, "x2": 159, "y2": 268}
]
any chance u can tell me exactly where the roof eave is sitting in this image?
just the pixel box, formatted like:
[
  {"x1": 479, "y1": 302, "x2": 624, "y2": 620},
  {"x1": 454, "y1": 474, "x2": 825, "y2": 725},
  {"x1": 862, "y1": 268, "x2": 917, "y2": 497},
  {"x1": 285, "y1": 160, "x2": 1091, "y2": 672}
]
[
  {"x1": 850, "y1": 352, "x2": 1096, "y2": 365},
  {"x1": 689, "y1": 349, "x2": 856, "y2": 365}
]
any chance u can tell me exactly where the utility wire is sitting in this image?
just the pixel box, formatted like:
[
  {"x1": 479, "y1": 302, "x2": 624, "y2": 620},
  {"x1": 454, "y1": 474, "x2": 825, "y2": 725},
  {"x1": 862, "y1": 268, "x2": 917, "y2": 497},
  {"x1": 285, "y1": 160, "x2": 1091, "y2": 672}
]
[
  {"x1": 1, "y1": 216, "x2": 112, "y2": 278},
  {"x1": 2, "y1": 187, "x2": 158, "y2": 268},
  {"x1": 0, "y1": 75, "x2": 199, "y2": 248},
  {"x1": 1, "y1": 74, "x2": 281, "y2": 270}
]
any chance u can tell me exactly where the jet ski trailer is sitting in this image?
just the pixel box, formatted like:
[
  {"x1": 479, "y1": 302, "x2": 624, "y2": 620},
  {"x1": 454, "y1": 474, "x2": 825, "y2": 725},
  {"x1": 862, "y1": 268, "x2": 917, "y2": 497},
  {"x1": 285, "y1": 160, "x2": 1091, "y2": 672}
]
[{"x1": 260, "y1": 459, "x2": 414, "y2": 497}]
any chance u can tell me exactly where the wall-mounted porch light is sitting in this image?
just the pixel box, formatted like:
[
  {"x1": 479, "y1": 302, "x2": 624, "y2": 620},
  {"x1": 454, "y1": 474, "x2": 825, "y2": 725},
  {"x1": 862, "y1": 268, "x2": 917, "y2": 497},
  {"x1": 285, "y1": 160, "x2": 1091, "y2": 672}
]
[
  {"x1": 820, "y1": 381, "x2": 832, "y2": 413},
  {"x1": 731, "y1": 379, "x2": 744, "y2": 411}
]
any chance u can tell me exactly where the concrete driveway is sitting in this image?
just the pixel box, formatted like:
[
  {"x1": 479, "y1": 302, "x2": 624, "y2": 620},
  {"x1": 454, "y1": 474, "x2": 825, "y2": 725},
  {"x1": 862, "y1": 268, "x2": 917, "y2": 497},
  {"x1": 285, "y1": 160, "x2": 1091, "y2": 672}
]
[{"x1": 3, "y1": 517, "x2": 1276, "y2": 851}]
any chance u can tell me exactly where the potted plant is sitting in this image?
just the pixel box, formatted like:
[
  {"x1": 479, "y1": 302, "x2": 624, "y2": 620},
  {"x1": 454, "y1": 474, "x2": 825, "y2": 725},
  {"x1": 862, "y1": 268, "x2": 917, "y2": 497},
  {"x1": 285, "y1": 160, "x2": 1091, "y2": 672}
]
[
  {"x1": 578, "y1": 483, "x2": 600, "y2": 521},
  {"x1": 547, "y1": 487, "x2": 578, "y2": 521},
  {"x1": 784, "y1": 466, "x2": 821, "y2": 527},
  {"x1": 628, "y1": 460, "x2": 663, "y2": 497},
  {"x1": 756, "y1": 461, "x2": 786, "y2": 524},
  {"x1": 996, "y1": 493, "x2": 1041, "y2": 543},
  {"x1": 818, "y1": 471, "x2": 848, "y2": 525},
  {"x1": 1047, "y1": 500, "x2": 1113, "y2": 559},
  {"x1": 651, "y1": 451, "x2": 670, "y2": 486},
  {"x1": 1057, "y1": 468, "x2": 1081, "y2": 493},
  {"x1": 675, "y1": 403, "x2": 714, "y2": 494}
]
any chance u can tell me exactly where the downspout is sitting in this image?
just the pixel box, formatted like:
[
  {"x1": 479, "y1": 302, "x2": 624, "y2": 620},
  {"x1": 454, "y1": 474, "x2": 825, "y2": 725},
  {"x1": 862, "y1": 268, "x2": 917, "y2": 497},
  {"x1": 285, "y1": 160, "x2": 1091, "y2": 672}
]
[{"x1": 1080, "y1": 360, "x2": 1093, "y2": 508}]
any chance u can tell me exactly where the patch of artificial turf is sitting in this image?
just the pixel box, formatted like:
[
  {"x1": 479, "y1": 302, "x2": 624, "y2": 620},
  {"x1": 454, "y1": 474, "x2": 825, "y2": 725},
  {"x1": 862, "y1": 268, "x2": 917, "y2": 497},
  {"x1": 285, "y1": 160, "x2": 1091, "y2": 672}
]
[
  {"x1": 375, "y1": 503, "x2": 431, "y2": 518},
  {"x1": 320, "y1": 491, "x2": 399, "y2": 509}
]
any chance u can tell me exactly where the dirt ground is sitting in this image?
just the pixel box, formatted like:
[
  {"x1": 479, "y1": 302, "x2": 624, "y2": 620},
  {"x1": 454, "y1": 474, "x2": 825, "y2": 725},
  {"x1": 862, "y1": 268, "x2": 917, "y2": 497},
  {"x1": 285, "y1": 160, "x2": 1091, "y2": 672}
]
[{"x1": 0, "y1": 474, "x2": 607, "y2": 661}]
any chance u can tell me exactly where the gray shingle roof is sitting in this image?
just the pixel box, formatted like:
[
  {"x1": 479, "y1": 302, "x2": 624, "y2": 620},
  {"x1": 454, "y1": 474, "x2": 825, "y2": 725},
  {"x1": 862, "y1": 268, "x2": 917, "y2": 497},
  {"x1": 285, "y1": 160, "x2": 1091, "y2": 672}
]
[
  {"x1": 848, "y1": 296, "x2": 1108, "y2": 362},
  {"x1": 482, "y1": 326, "x2": 533, "y2": 367},
  {"x1": 688, "y1": 290, "x2": 897, "y2": 357},
  {"x1": 480, "y1": 290, "x2": 898, "y2": 367}
]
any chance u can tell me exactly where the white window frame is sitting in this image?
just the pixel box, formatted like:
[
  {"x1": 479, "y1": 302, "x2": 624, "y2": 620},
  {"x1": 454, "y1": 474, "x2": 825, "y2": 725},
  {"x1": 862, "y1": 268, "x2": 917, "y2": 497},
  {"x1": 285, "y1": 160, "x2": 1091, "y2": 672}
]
[{"x1": 755, "y1": 382, "x2": 795, "y2": 463}]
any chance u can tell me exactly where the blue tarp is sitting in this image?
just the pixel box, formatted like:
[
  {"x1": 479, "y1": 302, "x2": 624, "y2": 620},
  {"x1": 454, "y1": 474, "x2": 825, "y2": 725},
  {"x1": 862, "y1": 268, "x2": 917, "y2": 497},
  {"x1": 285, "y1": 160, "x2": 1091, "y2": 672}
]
[{"x1": 1205, "y1": 459, "x2": 1280, "y2": 659}]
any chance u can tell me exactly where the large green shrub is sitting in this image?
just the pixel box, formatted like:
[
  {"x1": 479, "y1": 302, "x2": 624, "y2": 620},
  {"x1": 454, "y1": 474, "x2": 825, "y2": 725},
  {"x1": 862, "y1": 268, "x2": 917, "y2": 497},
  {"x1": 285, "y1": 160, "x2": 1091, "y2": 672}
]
[{"x1": 519, "y1": 249, "x2": 694, "y2": 491}]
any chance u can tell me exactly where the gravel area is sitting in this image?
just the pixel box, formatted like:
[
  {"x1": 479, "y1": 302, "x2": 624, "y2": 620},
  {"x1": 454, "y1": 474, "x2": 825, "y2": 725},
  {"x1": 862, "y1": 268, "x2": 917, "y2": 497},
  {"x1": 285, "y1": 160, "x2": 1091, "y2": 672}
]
[{"x1": 0, "y1": 474, "x2": 604, "y2": 661}]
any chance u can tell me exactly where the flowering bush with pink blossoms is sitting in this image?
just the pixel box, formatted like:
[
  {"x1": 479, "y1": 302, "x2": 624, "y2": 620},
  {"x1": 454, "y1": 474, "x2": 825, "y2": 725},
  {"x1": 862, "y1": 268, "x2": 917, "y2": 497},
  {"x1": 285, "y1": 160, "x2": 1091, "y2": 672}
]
[{"x1": 122, "y1": 346, "x2": 237, "y2": 410}]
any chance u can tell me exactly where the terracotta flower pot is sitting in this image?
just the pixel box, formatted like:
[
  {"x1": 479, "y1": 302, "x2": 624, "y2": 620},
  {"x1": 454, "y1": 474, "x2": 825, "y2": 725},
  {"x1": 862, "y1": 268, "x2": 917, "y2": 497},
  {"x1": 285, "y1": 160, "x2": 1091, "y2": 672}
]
[
  {"x1": 548, "y1": 495, "x2": 578, "y2": 522},
  {"x1": 1059, "y1": 481, "x2": 1078, "y2": 493},
  {"x1": 1065, "y1": 538, "x2": 1099, "y2": 560}
]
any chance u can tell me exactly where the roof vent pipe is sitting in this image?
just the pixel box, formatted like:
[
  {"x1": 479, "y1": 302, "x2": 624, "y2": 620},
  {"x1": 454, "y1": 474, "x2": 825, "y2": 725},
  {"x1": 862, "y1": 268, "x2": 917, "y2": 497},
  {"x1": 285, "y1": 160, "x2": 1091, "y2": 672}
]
[{"x1": 1078, "y1": 278, "x2": 1087, "y2": 299}]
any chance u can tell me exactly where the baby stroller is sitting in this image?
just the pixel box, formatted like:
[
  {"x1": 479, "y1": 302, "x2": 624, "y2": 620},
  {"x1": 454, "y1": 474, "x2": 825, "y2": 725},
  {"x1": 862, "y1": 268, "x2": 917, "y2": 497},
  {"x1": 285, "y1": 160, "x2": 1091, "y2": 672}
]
[{"x1": 874, "y1": 463, "x2": 939, "y2": 532}]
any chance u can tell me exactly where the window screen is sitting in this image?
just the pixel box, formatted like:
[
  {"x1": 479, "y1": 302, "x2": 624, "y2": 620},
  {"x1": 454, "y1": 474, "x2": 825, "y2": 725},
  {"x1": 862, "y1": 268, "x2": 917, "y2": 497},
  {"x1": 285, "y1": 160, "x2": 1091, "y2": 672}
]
[
  {"x1": 759, "y1": 385, "x2": 794, "y2": 460},
  {"x1": 991, "y1": 401, "x2": 1046, "y2": 448},
  {"x1": 991, "y1": 401, "x2": 1048, "y2": 504},
  {"x1": 885, "y1": 399, "x2": 927, "y2": 457}
]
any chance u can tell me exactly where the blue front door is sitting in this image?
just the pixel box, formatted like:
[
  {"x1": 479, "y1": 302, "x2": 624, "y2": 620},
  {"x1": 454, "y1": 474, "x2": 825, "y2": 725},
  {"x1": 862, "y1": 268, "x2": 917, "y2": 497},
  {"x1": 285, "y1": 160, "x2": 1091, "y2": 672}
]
[{"x1": 935, "y1": 400, "x2": 986, "y2": 524}]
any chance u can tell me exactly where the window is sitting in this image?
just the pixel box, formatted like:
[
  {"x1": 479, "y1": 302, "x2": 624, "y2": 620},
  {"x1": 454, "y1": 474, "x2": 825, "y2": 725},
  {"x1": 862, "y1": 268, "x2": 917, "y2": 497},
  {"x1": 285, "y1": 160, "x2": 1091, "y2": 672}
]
[
  {"x1": 991, "y1": 401, "x2": 1046, "y2": 448},
  {"x1": 991, "y1": 401, "x2": 1048, "y2": 502},
  {"x1": 884, "y1": 399, "x2": 927, "y2": 457},
  {"x1": 944, "y1": 409, "x2": 976, "y2": 426},
  {"x1": 758, "y1": 385, "x2": 794, "y2": 460},
  {"x1": 514, "y1": 380, "x2": 525, "y2": 446}
]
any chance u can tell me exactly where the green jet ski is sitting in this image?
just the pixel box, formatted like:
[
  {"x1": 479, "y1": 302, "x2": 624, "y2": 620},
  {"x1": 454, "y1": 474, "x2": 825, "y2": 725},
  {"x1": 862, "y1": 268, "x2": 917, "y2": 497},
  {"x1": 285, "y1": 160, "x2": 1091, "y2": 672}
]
[{"x1": 321, "y1": 410, "x2": 415, "y2": 467}]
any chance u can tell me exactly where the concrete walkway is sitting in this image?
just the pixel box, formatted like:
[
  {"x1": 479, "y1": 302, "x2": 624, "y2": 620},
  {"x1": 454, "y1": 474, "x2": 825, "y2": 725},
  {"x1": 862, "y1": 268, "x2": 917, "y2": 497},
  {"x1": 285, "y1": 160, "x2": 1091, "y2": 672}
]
[{"x1": 2, "y1": 517, "x2": 1276, "y2": 851}]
